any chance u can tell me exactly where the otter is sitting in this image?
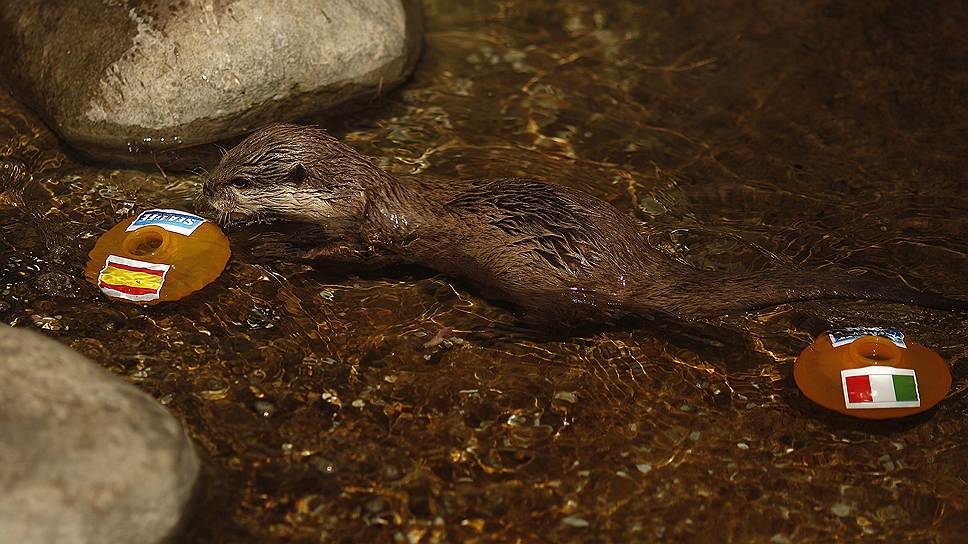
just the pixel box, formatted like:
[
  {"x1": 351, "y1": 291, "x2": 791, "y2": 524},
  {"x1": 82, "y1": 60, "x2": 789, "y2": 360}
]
[{"x1": 202, "y1": 123, "x2": 967, "y2": 328}]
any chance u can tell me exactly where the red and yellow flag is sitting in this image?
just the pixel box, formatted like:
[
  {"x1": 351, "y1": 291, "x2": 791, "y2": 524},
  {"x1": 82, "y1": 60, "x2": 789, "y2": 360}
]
[{"x1": 98, "y1": 255, "x2": 170, "y2": 302}]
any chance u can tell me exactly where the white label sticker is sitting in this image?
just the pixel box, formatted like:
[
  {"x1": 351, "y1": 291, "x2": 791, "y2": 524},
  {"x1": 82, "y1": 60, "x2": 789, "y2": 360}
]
[
  {"x1": 126, "y1": 208, "x2": 207, "y2": 236},
  {"x1": 828, "y1": 327, "x2": 906, "y2": 348}
]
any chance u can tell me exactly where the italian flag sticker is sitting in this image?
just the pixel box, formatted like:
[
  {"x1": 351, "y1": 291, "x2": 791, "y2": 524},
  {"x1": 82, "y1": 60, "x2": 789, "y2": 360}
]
[{"x1": 841, "y1": 366, "x2": 920, "y2": 409}]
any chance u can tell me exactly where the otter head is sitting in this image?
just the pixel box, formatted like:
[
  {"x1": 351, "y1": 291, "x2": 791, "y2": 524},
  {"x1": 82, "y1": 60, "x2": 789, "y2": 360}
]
[{"x1": 203, "y1": 124, "x2": 376, "y2": 225}]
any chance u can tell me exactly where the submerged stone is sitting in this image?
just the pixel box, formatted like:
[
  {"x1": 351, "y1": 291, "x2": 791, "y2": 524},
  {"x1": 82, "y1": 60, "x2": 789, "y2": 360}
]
[
  {"x1": 0, "y1": 325, "x2": 199, "y2": 544},
  {"x1": 0, "y1": 0, "x2": 423, "y2": 164}
]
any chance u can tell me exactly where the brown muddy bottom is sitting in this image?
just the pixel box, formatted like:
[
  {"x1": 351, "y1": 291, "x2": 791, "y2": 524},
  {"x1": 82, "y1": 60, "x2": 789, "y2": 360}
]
[{"x1": 2, "y1": 1, "x2": 967, "y2": 542}]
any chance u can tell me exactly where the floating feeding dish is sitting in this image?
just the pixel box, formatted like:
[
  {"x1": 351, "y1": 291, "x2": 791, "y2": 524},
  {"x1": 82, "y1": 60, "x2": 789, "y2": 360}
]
[
  {"x1": 794, "y1": 327, "x2": 951, "y2": 419},
  {"x1": 85, "y1": 209, "x2": 231, "y2": 304}
]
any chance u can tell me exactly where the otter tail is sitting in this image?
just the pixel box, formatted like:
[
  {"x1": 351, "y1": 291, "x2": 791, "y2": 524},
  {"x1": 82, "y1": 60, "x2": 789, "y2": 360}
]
[{"x1": 650, "y1": 269, "x2": 968, "y2": 320}]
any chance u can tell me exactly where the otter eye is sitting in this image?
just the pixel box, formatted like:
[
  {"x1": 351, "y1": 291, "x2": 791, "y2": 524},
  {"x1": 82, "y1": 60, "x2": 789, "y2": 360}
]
[
  {"x1": 230, "y1": 178, "x2": 248, "y2": 189},
  {"x1": 290, "y1": 164, "x2": 307, "y2": 184}
]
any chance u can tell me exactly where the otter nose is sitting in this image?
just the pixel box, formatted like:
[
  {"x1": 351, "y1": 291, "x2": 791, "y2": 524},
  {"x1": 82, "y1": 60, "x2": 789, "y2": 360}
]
[{"x1": 202, "y1": 183, "x2": 213, "y2": 198}]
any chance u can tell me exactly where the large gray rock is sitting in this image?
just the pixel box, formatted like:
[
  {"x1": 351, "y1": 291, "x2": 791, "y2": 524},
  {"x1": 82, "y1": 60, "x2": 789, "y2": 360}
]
[
  {"x1": 0, "y1": 325, "x2": 199, "y2": 544},
  {"x1": 0, "y1": 0, "x2": 423, "y2": 164}
]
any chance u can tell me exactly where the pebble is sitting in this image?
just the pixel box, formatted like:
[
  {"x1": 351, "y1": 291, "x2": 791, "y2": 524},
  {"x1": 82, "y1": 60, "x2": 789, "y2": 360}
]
[
  {"x1": 830, "y1": 503, "x2": 852, "y2": 518},
  {"x1": 562, "y1": 516, "x2": 590, "y2": 528}
]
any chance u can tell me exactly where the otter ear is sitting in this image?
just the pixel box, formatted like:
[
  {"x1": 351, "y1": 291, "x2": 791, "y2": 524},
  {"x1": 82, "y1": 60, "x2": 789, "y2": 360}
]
[{"x1": 290, "y1": 164, "x2": 307, "y2": 184}]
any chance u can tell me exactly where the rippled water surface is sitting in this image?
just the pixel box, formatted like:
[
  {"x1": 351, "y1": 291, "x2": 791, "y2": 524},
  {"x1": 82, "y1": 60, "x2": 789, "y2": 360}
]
[{"x1": 2, "y1": 1, "x2": 968, "y2": 542}]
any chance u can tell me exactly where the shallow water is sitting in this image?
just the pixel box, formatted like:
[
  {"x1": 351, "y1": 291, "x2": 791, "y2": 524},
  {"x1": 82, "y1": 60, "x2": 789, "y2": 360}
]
[{"x1": 2, "y1": 1, "x2": 968, "y2": 542}]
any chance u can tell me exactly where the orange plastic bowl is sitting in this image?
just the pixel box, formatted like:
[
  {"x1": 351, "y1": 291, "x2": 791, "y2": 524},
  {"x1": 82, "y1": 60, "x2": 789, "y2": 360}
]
[
  {"x1": 794, "y1": 329, "x2": 950, "y2": 419},
  {"x1": 85, "y1": 209, "x2": 230, "y2": 304}
]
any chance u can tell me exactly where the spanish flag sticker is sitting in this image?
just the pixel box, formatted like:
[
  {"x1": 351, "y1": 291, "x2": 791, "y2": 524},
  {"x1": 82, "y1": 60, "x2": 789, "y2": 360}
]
[{"x1": 97, "y1": 255, "x2": 171, "y2": 302}]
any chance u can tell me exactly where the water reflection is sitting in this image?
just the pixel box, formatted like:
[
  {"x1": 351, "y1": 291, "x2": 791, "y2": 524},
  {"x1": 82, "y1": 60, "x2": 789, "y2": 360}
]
[{"x1": 2, "y1": 0, "x2": 967, "y2": 542}]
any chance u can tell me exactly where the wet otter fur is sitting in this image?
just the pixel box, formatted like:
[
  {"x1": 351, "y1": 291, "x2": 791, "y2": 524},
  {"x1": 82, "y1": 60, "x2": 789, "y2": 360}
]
[{"x1": 203, "y1": 123, "x2": 967, "y2": 328}]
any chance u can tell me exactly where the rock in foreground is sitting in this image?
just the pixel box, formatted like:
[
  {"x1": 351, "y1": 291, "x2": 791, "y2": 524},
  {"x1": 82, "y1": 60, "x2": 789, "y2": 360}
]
[
  {"x1": 0, "y1": 0, "x2": 423, "y2": 164},
  {"x1": 0, "y1": 325, "x2": 199, "y2": 544}
]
